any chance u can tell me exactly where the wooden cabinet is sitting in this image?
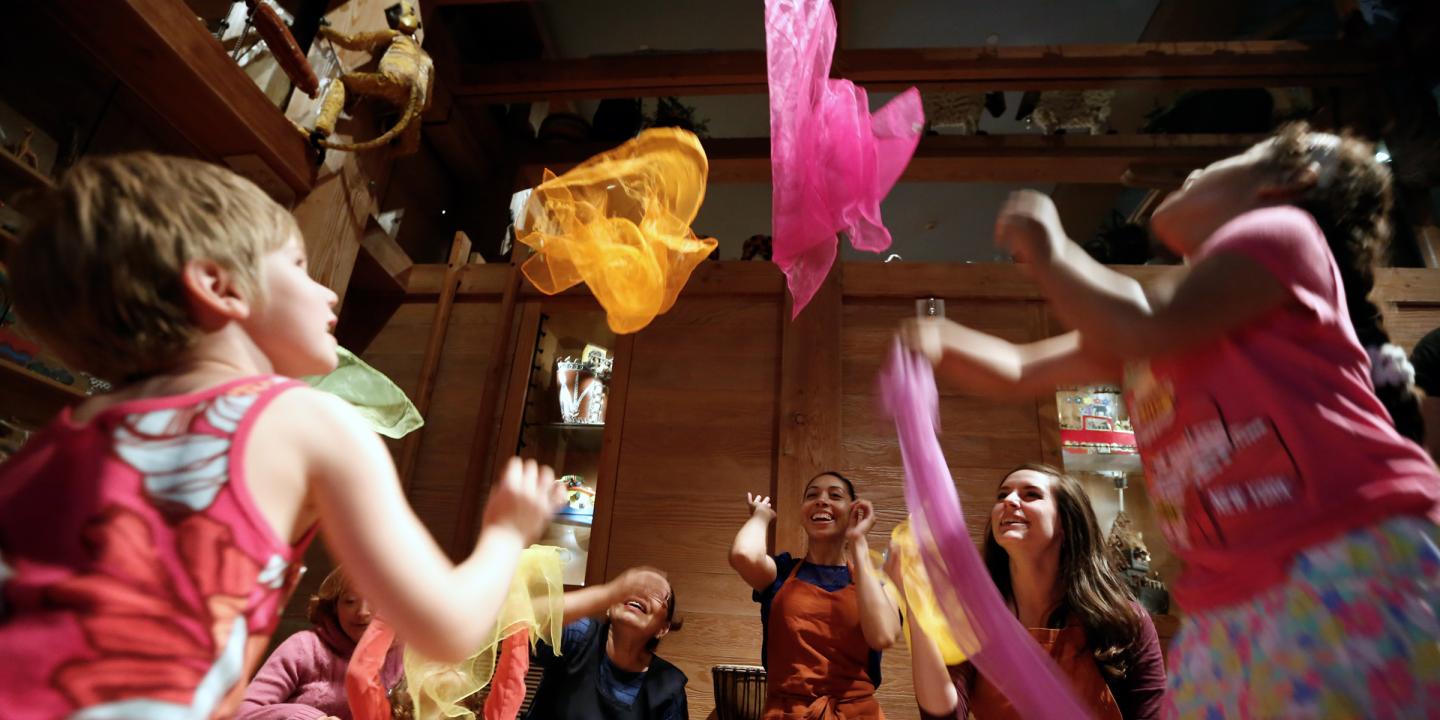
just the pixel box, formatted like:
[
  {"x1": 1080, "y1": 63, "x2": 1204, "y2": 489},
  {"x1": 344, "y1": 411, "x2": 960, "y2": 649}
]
[{"x1": 492, "y1": 300, "x2": 633, "y2": 587}]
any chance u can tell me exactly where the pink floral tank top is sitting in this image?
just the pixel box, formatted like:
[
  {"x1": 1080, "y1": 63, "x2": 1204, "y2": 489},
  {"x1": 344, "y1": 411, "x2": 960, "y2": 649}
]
[{"x1": 0, "y1": 376, "x2": 316, "y2": 719}]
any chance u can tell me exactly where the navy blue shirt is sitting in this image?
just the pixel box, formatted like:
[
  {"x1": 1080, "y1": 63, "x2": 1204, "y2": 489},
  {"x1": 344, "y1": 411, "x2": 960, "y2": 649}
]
[
  {"x1": 753, "y1": 552, "x2": 884, "y2": 686},
  {"x1": 530, "y1": 618, "x2": 688, "y2": 720}
]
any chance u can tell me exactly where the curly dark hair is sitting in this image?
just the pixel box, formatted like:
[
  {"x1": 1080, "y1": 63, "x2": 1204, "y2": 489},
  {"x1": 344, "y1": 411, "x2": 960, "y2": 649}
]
[{"x1": 1259, "y1": 122, "x2": 1423, "y2": 442}]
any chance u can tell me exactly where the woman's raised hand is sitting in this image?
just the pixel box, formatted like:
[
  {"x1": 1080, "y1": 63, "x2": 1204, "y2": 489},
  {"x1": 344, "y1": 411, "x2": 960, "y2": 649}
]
[
  {"x1": 846, "y1": 499, "x2": 877, "y2": 543},
  {"x1": 747, "y1": 492, "x2": 776, "y2": 523}
]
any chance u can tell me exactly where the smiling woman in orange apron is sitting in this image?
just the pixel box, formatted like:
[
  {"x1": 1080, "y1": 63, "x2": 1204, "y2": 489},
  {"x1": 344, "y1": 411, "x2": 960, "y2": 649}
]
[
  {"x1": 729, "y1": 472, "x2": 901, "y2": 719},
  {"x1": 897, "y1": 465, "x2": 1167, "y2": 720}
]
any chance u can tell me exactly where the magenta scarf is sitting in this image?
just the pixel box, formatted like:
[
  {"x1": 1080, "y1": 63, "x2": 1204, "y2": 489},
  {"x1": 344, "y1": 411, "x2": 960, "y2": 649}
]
[
  {"x1": 879, "y1": 341, "x2": 1090, "y2": 719},
  {"x1": 764, "y1": 0, "x2": 923, "y2": 317}
]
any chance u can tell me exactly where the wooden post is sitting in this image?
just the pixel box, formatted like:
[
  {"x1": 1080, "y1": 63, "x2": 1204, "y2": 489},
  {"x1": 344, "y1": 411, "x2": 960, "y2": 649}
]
[
  {"x1": 396, "y1": 231, "x2": 471, "y2": 494},
  {"x1": 774, "y1": 265, "x2": 844, "y2": 557},
  {"x1": 459, "y1": 301, "x2": 544, "y2": 550},
  {"x1": 450, "y1": 262, "x2": 523, "y2": 555},
  {"x1": 586, "y1": 333, "x2": 636, "y2": 585},
  {"x1": 1035, "y1": 306, "x2": 1065, "y2": 467}
]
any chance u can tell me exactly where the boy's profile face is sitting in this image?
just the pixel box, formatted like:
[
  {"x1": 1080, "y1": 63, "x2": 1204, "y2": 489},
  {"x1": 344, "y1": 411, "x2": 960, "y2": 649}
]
[{"x1": 243, "y1": 235, "x2": 340, "y2": 377}]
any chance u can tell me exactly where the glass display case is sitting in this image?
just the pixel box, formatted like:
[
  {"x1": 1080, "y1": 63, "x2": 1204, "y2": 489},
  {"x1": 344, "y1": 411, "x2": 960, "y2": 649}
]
[
  {"x1": 511, "y1": 306, "x2": 618, "y2": 586},
  {"x1": 1054, "y1": 384, "x2": 1169, "y2": 613},
  {"x1": 1055, "y1": 384, "x2": 1140, "y2": 474}
]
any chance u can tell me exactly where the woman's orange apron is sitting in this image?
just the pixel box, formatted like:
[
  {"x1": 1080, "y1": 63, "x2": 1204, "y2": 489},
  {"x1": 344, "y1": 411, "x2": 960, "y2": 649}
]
[
  {"x1": 969, "y1": 623, "x2": 1123, "y2": 720},
  {"x1": 762, "y1": 561, "x2": 885, "y2": 720}
]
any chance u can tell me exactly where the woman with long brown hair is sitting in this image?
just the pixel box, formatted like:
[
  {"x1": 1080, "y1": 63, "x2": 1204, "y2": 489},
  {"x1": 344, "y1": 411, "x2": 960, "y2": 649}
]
[{"x1": 893, "y1": 464, "x2": 1165, "y2": 719}]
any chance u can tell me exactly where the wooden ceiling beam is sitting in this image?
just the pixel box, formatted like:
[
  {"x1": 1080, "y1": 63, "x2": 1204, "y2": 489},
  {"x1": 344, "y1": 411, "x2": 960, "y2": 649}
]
[
  {"x1": 45, "y1": 0, "x2": 313, "y2": 198},
  {"x1": 427, "y1": 0, "x2": 535, "y2": 5},
  {"x1": 403, "y1": 260, "x2": 1437, "y2": 306},
  {"x1": 516, "y1": 134, "x2": 1261, "y2": 186},
  {"x1": 454, "y1": 41, "x2": 1378, "y2": 102}
]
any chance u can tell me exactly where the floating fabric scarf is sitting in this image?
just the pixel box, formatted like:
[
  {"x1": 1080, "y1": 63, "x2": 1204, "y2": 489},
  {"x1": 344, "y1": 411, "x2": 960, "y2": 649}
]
[
  {"x1": 403, "y1": 545, "x2": 567, "y2": 719},
  {"x1": 765, "y1": 0, "x2": 924, "y2": 317},
  {"x1": 303, "y1": 346, "x2": 424, "y2": 439},
  {"x1": 889, "y1": 519, "x2": 968, "y2": 666},
  {"x1": 878, "y1": 341, "x2": 1089, "y2": 719},
  {"x1": 516, "y1": 128, "x2": 717, "y2": 334},
  {"x1": 348, "y1": 617, "x2": 399, "y2": 720},
  {"x1": 482, "y1": 630, "x2": 530, "y2": 720}
]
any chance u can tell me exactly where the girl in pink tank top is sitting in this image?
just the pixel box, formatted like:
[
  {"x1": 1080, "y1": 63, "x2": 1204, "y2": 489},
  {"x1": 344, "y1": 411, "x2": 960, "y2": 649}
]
[
  {"x1": 0, "y1": 153, "x2": 564, "y2": 718},
  {"x1": 895, "y1": 123, "x2": 1440, "y2": 717}
]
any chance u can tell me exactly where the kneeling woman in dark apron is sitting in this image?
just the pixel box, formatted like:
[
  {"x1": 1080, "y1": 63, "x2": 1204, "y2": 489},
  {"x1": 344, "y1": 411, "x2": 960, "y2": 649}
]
[
  {"x1": 730, "y1": 471, "x2": 902, "y2": 719},
  {"x1": 526, "y1": 567, "x2": 687, "y2": 720}
]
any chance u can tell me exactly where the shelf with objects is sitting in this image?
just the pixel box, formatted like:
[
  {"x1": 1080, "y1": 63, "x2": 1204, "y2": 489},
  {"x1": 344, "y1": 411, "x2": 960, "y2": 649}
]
[
  {"x1": 500, "y1": 300, "x2": 625, "y2": 588},
  {"x1": 0, "y1": 258, "x2": 109, "y2": 461},
  {"x1": 1054, "y1": 385, "x2": 1174, "y2": 620},
  {"x1": 0, "y1": 4, "x2": 225, "y2": 456}
]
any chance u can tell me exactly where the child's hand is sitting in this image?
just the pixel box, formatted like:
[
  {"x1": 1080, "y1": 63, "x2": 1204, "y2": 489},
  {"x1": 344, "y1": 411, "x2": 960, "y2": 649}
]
[
  {"x1": 995, "y1": 190, "x2": 1067, "y2": 266},
  {"x1": 845, "y1": 499, "x2": 877, "y2": 543},
  {"x1": 482, "y1": 457, "x2": 566, "y2": 545},
  {"x1": 610, "y1": 566, "x2": 670, "y2": 606},
  {"x1": 897, "y1": 317, "x2": 952, "y2": 365},
  {"x1": 746, "y1": 492, "x2": 776, "y2": 523}
]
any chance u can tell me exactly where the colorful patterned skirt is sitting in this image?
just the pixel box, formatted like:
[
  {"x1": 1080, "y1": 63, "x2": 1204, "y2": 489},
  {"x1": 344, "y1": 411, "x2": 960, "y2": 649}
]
[{"x1": 1164, "y1": 516, "x2": 1440, "y2": 719}]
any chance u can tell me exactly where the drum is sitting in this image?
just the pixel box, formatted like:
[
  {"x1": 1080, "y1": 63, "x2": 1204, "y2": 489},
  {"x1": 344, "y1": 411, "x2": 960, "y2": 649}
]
[{"x1": 712, "y1": 664, "x2": 767, "y2": 720}]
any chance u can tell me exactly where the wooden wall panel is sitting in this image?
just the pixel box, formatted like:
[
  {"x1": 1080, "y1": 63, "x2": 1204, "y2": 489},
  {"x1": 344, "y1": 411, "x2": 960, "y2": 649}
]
[
  {"x1": 608, "y1": 294, "x2": 782, "y2": 717},
  {"x1": 1383, "y1": 305, "x2": 1440, "y2": 353},
  {"x1": 408, "y1": 302, "x2": 502, "y2": 546},
  {"x1": 776, "y1": 269, "x2": 844, "y2": 559}
]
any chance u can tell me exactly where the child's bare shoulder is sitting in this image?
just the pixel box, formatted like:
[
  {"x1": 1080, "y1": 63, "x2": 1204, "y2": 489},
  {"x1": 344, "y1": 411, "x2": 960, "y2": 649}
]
[
  {"x1": 250, "y1": 385, "x2": 380, "y2": 459},
  {"x1": 262, "y1": 384, "x2": 372, "y2": 427}
]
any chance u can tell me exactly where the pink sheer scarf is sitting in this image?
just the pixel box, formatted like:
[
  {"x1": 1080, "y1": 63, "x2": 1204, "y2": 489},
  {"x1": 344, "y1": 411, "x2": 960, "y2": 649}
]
[
  {"x1": 765, "y1": 0, "x2": 923, "y2": 316},
  {"x1": 879, "y1": 341, "x2": 1090, "y2": 719}
]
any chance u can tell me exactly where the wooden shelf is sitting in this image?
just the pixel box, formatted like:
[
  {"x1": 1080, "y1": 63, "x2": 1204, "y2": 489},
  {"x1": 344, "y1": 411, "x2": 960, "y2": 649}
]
[
  {"x1": 0, "y1": 149, "x2": 56, "y2": 197},
  {"x1": 456, "y1": 40, "x2": 1379, "y2": 102},
  {"x1": 1061, "y1": 451, "x2": 1144, "y2": 474},
  {"x1": 552, "y1": 513, "x2": 594, "y2": 527},
  {"x1": 0, "y1": 358, "x2": 86, "y2": 429},
  {"x1": 520, "y1": 133, "x2": 1262, "y2": 185},
  {"x1": 528, "y1": 420, "x2": 605, "y2": 452},
  {"x1": 44, "y1": 0, "x2": 313, "y2": 199}
]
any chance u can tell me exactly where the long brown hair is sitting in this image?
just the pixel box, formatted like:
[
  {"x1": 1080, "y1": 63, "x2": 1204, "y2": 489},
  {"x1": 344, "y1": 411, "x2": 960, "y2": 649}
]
[
  {"x1": 1258, "y1": 122, "x2": 1424, "y2": 442},
  {"x1": 983, "y1": 464, "x2": 1145, "y2": 680}
]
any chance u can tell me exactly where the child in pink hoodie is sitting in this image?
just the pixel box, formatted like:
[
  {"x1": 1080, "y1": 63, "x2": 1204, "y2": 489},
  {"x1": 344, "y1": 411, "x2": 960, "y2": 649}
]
[{"x1": 239, "y1": 567, "x2": 404, "y2": 720}]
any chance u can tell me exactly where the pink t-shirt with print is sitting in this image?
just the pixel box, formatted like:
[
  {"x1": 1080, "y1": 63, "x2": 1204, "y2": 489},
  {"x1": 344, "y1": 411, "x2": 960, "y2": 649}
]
[
  {"x1": 1124, "y1": 206, "x2": 1440, "y2": 611},
  {"x1": 0, "y1": 376, "x2": 315, "y2": 719}
]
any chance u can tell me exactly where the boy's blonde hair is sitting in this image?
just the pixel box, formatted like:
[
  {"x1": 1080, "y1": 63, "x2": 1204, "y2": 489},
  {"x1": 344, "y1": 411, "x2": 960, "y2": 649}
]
[{"x1": 10, "y1": 152, "x2": 299, "y2": 380}]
